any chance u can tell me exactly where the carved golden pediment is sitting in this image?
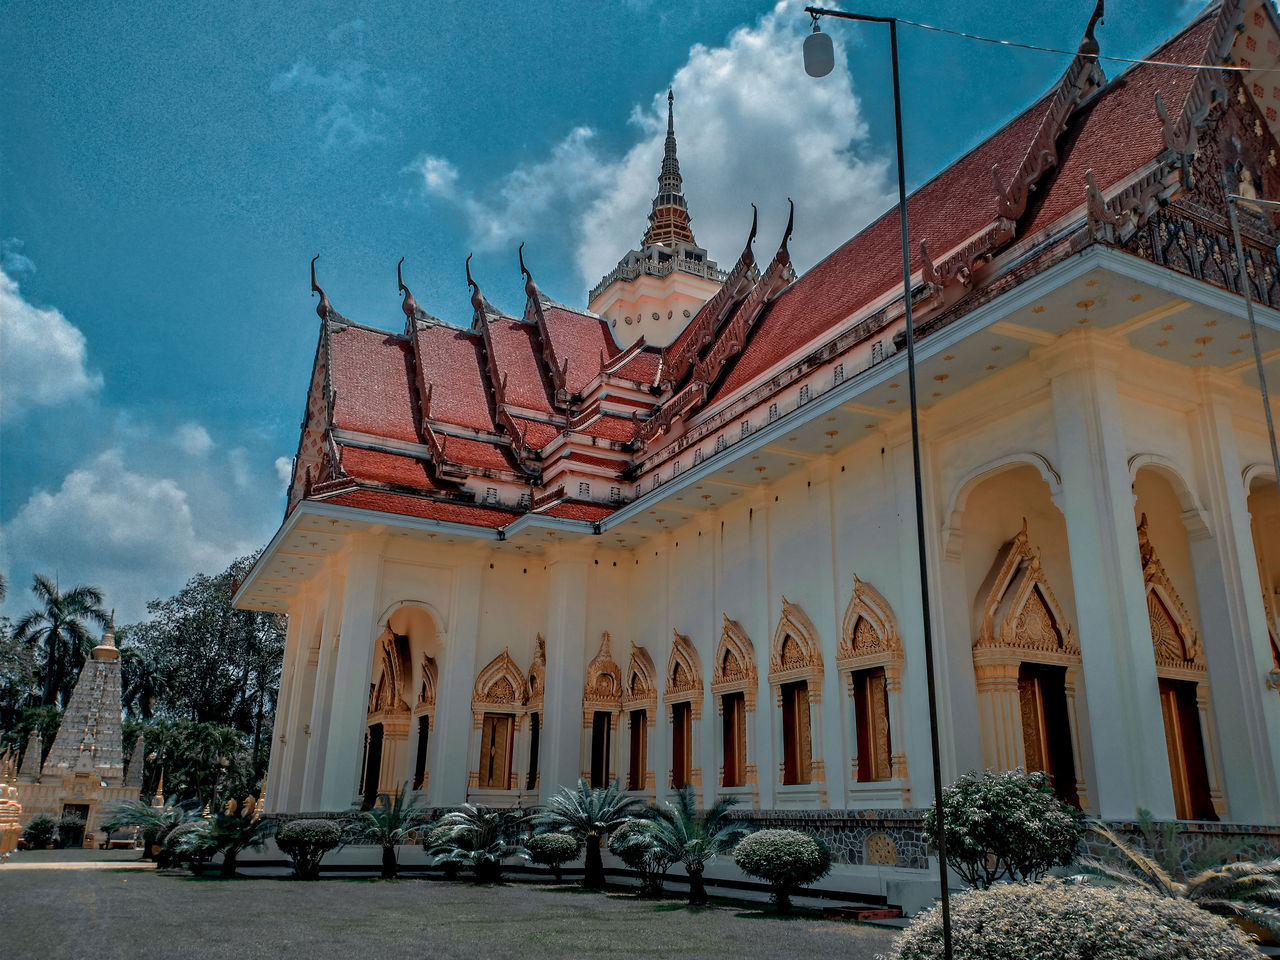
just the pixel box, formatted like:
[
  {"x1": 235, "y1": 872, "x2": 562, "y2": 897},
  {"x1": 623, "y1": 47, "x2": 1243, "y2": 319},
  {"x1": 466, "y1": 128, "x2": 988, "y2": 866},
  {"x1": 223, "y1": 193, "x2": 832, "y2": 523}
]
[
  {"x1": 666, "y1": 630, "x2": 703, "y2": 702},
  {"x1": 473, "y1": 648, "x2": 528, "y2": 708},
  {"x1": 975, "y1": 521, "x2": 1080, "y2": 659},
  {"x1": 417, "y1": 653, "x2": 438, "y2": 708},
  {"x1": 711, "y1": 615, "x2": 757, "y2": 693},
  {"x1": 583, "y1": 631, "x2": 622, "y2": 709},
  {"x1": 622, "y1": 641, "x2": 657, "y2": 710},
  {"x1": 1138, "y1": 514, "x2": 1205, "y2": 673},
  {"x1": 769, "y1": 597, "x2": 824, "y2": 681},
  {"x1": 837, "y1": 576, "x2": 903, "y2": 669},
  {"x1": 526, "y1": 633, "x2": 547, "y2": 710}
]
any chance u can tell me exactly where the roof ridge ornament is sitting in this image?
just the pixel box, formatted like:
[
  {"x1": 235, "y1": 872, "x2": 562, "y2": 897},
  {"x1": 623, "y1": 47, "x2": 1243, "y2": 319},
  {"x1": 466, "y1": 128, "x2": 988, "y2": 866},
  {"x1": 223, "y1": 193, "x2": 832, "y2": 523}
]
[
  {"x1": 465, "y1": 253, "x2": 494, "y2": 324},
  {"x1": 311, "y1": 255, "x2": 333, "y2": 320},
  {"x1": 518, "y1": 242, "x2": 539, "y2": 302},
  {"x1": 1079, "y1": 0, "x2": 1104, "y2": 58},
  {"x1": 397, "y1": 257, "x2": 426, "y2": 323}
]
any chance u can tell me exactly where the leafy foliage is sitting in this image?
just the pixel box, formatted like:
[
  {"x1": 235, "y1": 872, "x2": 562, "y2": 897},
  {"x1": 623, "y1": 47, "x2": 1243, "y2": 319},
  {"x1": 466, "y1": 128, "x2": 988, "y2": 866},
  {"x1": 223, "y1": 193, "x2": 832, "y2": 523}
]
[
  {"x1": 429, "y1": 804, "x2": 526, "y2": 883},
  {"x1": 174, "y1": 794, "x2": 275, "y2": 877},
  {"x1": 733, "y1": 829, "x2": 831, "y2": 912},
  {"x1": 884, "y1": 879, "x2": 1258, "y2": 960},
  {"x1": 533, "y1": 779, "x2": 642, "y2": 890},
  {"x1": 923, "y1": 769, "x2": 1085, "y2": 889},
  {"x1": 101, "y1": 796, "x2": 201, "y2": 864},
  {"x1": 276, "y1": 819, "x2": 343, "y2": 880},
  {"x1": 525, "y1": 833, "x2": 581, "y2": 882},
  {"x1": 627, "y1": 786, "x2": 752, "y2": 904},
  {"x1": 1080, "y1": 821, "x2": 1280, "y2": 937},
  {"x1": 21, "y1": 814, "x2": 58, "y2": 848},
  {"x1": 345, "y1": 787, "x2": 431, "y2": 879},
  {"x1": 57, "y1": 812, "x2": 86, "y2": 847},
  {"x1": 11, "y1": 575, "x2": 108, "y2": 707},
  {"x1": 609, "y1": 820, "x2": 676, "y2": 896}
]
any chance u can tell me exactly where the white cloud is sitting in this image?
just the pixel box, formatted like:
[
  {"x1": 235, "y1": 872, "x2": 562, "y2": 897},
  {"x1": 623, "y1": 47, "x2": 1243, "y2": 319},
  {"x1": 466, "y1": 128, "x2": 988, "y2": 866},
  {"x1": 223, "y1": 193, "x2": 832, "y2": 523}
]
[
  {"x1": 1, "y1": 238, "x2": 36, "y2": 276},
  {"x1": 175, "y1": 422, "x2": 214, "y2": 457},
  {"x1": 275, "y1": 456, "x2": 294, "y2": 487},
  {"x1": 0, "y1": 266, "x2": 103, "y2": 422},
  {"x1": 2, "y1": 450, "x2": 252, "y2": 621},
  {"x1": 411, "y1": 1, "x2": 894, "y2": 290},
  {"x1": 228, "y1": 447, "x2": 252, "y2": 488}
]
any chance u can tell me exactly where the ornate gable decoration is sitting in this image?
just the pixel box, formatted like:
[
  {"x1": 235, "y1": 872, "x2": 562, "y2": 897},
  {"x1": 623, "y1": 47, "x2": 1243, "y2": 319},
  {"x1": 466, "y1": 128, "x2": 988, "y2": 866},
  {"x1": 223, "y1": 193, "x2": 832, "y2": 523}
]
[
  {"x1": 527, "y1": 634, "x2": 547, "y2": 711},
  {"x1": 975, "y1": 522, "x2": 1080, "y2": 661},
  {"x1": 370, "y1": 631, "x2": 412, "y2": 715},
  {"x1": 837, "y1": 576, "x2": 903, "y2": 670},
  {"x1": 473, "y1": 649, "x2": 528, "y2": 708},
  {"x1": 769, "y1": 597, "x2": 824, "y2": 683},
  {"x1": 1137, "y1": 514, "x2": 1206, "y2": 673},
  {"x1": 583, "y1": 631, "x2": 622, "y2": 709},
  {"x1": 418, "y1": 653, "x2": 438, "y2": 708},
  {"x1": 666, "y1": 630, "x2": 703, "y2": 703},
  {"x1": 711, "y1": 615, "x2": 757, "y2": 693},
  {"x1": 622, "y1": 642, "x2": 657, "y2": 711}
]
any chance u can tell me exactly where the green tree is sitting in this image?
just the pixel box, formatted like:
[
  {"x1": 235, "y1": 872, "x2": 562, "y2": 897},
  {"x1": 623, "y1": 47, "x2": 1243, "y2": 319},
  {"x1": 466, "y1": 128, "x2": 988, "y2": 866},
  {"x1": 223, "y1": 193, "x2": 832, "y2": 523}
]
[
  {"x1": 628, "y1": 786, "x2": 751, "y2": 905},
  {"x1": 346, "y1": 786, "x2": 431, "y2": 879},
  {"x1": 533, "y1": 779, "x2": 641, "y2": 890},
  {"x1": 430, "y1": 804, "x2": 526, "y2": 883},
  {"x1": 12, "y1": 574, "x2": 108, "y2": 706}
]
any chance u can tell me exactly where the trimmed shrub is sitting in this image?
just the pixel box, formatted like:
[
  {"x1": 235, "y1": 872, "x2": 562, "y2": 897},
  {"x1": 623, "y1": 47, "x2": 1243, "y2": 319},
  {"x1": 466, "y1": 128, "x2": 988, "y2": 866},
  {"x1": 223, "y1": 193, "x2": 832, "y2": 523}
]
[
  {"x1": 883, "y1": 879, "x2": 1258, "y2": 960},
  {"x1": 924, "y1": 769, "x2": 1084, "y2": 889},
  {"x1": 22, "y1": 815, "x2": 58, "y2": 848},
  {"x1": 608, "y1": 820, "x2": 674, "y2": 896},
  {"x1": 526, "y1": 832, "x2": 581, "y2": 883},
  {"x1": 277, "y1": 819, "x2": 343, "y2": 880},
  {"x1": 733, "y1": 828, "x2": 831, "y2": 912},
  {"x1": 58, "y1": 812, "x2": 87, "y2": 848}
]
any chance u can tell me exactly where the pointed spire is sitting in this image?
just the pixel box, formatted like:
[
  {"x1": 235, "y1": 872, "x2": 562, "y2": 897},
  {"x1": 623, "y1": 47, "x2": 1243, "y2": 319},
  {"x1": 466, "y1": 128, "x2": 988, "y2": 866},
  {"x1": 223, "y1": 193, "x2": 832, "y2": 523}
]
[{"x1": 643, "y1": 89, "x2": 696, "y2": 247}]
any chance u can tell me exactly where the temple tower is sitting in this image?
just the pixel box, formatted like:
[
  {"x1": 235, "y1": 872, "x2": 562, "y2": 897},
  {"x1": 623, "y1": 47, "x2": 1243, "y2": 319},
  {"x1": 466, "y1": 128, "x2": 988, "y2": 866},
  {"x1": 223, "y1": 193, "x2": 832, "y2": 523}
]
[{"x1": 589, "y1": 90, "x2": 725, "y2": 348}]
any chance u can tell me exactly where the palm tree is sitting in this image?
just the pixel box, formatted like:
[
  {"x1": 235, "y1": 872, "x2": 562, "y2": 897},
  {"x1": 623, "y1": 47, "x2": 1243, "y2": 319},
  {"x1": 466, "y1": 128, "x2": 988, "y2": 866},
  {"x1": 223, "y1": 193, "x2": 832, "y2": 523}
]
[
  {"x1": 346, "y1": 785, "x2": 430, "y2": 879},
  {"x1": 429, "y1": 803, "x2": 526, "y2": 883},
  {"x1": 12, "y1": 574, "x2": 108, "y2": 706},
  {"x1": 1081, "y1": 822, "x2": 1280, "y2": 936},
  {"x1": 119, "y1": 642, "x2": 167, "y2": 719},
  {"x1": 101, "y1": 796, "x2": 200, "y2": 864},
  {"x1": 533, "y1": 779, "x2": 642, "y2": 890},
  {"x1": 628, "y1": 786, "x2": 752, "y2": 906}
]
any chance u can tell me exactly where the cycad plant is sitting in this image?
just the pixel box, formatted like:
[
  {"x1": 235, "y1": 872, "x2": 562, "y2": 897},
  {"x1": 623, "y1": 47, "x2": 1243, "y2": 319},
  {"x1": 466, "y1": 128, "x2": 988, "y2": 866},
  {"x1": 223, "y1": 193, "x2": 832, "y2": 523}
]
[
  {"x1": 1081, "y1": 822, "x2": 1280, "y2": 937},
  {"x1": 629, "y1": 786, "x2": 752, "y2": 905},
  {"x1": 100, "y1": 796, "x2": 200, "y2": 864},
  {"x1": 533, "y1": 779, "x2": 642, "y2": 889},
  {"x1": 429, "y1": 803, "x2": 526, "y2": 883},
  {"x1": 175, "y1": 794, "x2": 276, "y2": 878},
  {"x1": 346, "y1": 785, "x2": 430, "y2": 879}
]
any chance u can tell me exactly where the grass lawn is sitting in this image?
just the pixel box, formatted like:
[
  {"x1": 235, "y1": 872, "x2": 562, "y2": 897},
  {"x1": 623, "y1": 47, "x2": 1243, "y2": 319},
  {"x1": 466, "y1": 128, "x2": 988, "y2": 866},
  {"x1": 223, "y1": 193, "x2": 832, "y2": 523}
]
[{"x1": 0, "y1": 850, "x2": 897, "y2": 960}]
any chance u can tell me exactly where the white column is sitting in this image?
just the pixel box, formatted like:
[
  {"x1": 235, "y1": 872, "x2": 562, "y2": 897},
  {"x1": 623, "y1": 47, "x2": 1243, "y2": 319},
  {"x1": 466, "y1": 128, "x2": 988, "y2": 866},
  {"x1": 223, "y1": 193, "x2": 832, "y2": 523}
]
[
  {"x1": 300, "y1": 567, "x2": 346, "y2": 810},
  {"x1": 1040, "y1": 334, "x2": 1175, "y2": 819},
  {"x1": 540, "y1": 543, "x2": 593, "y2": 801},
  {"x1": 1189, "y1": 375, "x2": 1280, "y2": 820},
  {"x1": 317, "y1": 538, "x2": 382, "y2": 810},
  {"x1": 813, "y1": 460, "x2": 845, "y2": 809},
  {"x1": 279, "y1": 588, "x2": 321, "y2": 811},
  {"x1": 431, "y1": 547, "x2": 487, "y2": 806},
  {"x1": 752, "y1": 490, "x2": 776, "y2": 808},
  {"x1": 261, "y1": 597, "x2": 303, "y2": 812}
]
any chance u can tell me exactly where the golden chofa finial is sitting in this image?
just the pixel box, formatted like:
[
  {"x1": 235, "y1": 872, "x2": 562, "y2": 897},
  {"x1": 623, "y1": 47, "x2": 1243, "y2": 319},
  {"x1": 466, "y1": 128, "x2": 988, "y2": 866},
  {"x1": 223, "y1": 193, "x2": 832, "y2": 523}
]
[{"x1": 311, "y1": 255, "x2": 333, "y2": 320}]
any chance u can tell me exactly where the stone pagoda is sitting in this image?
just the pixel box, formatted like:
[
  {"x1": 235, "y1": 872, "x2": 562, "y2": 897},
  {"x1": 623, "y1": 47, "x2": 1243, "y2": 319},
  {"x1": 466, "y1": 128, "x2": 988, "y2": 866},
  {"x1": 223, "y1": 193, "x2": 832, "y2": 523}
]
[{"x1": 16, "y1": 619, "x2": 143, "y2": 845}]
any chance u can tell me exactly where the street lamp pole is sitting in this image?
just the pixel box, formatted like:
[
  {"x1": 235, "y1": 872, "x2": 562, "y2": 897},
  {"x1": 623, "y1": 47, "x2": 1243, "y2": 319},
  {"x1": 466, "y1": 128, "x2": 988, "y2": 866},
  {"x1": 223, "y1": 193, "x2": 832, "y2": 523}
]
[{"x1": 804, "y1": 9, "x2": 953, "y2": 958}]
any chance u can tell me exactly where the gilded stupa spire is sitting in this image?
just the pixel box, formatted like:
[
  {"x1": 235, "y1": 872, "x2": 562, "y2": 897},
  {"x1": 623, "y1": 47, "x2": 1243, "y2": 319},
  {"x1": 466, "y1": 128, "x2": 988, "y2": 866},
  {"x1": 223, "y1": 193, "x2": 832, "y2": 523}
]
[{"x1": 643, "y1": 89, "x2": 696, "y2": 247}]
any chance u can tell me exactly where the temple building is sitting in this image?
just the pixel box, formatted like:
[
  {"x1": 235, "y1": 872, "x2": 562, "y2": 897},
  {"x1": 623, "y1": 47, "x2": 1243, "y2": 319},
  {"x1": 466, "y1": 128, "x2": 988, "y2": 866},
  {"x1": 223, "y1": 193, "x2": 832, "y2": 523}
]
[
  {"x1": 237, "y1": 0, "x2": 1280, "y2": 899},
  {"x1": 13, "y1": 620, "x2": 143, "y2": 845}
]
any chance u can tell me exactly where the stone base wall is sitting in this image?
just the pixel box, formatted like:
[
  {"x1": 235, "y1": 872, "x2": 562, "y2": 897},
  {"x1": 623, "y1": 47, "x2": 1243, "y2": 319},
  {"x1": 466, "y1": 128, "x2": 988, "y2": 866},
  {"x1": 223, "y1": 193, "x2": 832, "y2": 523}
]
[
  {"x1": 1081, "y1": 819, "x2": 1280, "y2": 874},
  {"x1": 730, "y1": 809, "x2": 932, "y2": 869}
]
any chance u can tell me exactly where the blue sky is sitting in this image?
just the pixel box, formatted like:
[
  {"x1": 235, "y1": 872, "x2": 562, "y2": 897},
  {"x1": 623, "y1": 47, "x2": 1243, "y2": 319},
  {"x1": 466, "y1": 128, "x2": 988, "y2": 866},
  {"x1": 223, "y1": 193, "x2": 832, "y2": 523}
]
[{"x1": 0, "y1": 0, "x2": 1201, "y2": 621}]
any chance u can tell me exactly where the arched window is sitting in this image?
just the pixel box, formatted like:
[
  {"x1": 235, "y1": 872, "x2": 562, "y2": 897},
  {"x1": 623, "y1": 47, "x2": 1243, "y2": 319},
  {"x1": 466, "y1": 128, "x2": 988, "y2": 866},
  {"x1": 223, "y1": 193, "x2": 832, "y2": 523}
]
[
  {"x1": 470, "y1": 650, "x2": 528, "y2": 798},
  {"x1": 666, "y1": 630, "x2": 703, "y2": 795},
  {"x1": 768, "y1": 598, "x2": 826, "y2": 804},
  {"x1": 621, "y1": 643, "x2": 657, "y2": 794},
  {"x1": 525, "y1": 635, "x2": 546, "y2": 794},
  {"x1": 711, "y1": 616, "x2": 757, "y2": 798},
  {"x1": 837, "y1": 577, "x2": 909, "y2": 804},
  {"x1": 582, "y1": 633, "x2": 622, "y2": 788},
  {"x1": 362, "y1": 630, "x2": 412, "y2": 807},
  {"x1": 413, "y1": 653, "x2": 437, "y2": 792}
]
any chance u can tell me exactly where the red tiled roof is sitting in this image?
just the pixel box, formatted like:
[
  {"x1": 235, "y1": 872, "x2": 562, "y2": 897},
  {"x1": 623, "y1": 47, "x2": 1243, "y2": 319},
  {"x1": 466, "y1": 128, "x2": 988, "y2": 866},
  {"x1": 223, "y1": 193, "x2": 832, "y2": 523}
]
[
  {"x1": 439, "y1": 434, "x2": 517, "y2": 472},
  {"x1": 509, "y1": 416, "x2": 561, "y2": 449},
  {"x1": 614, "y1": 348, "x2": 662, "y2": 384},
  {"x1": 576, "y1": 414, "x2": 636, "y2": 442},
  {"x1": 536, "y1": 500, "x2": 617, "y2": 522},
  {"x1": 486, "y1": 317, "x2": 554, "y2": 412},
  {"x1": 327, "y1": 324, "x2": 420, "y2": 443},
  {"x1": 321, "y1": 489, "x2": 518, "y2": 528},
  {"x1": 338, "y1": 445, "x2": 440, "y2": 493},
  {"x1": 560, "y1": 452, "x2": 626, "y2": 470},
  {"x1": 541, "y1": 305, "x2": 618, "y2": 395},
  {"x1": 413, "y1": 325, "x2": 495, "y2": 432}
]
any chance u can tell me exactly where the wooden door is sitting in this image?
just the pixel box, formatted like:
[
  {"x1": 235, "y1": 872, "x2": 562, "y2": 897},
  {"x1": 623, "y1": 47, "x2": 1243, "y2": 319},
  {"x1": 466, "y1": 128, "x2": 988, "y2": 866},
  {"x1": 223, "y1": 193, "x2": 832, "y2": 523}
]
[{"x1": 479, "y1": 713, "x2": 514, "y2": 789}]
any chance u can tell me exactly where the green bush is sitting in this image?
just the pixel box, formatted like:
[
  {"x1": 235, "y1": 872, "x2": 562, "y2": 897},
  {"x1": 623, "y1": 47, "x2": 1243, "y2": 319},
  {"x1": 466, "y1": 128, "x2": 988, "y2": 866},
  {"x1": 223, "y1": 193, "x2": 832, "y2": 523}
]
[
  {"x1": 883, "y1": 879, "x2": 1258, "y2": 959},
  {"x1": 22, "y1": 815, "x2": 58, "y2": 848},
  {"x1": 924, "y1": 769, "x2": 1084, "y2": 889},
  {"x1": 57, "y1": 812, "x2": 87, "y2": 848},
  {"x1": 608, "y1": 820, "x2": 674, "y2": 896},
  {"x1": 162, "y1": 821, "x2": 207, "y2": 870},
  {"x1": 733, "y1": 828, "x2": 831, "y2": 911},
  {"x1": 526, "y1": 832, "x2": 581, "y2": 882},
  {"x1": 276, "y1": 819, "x2": 343, "y2": 880}
]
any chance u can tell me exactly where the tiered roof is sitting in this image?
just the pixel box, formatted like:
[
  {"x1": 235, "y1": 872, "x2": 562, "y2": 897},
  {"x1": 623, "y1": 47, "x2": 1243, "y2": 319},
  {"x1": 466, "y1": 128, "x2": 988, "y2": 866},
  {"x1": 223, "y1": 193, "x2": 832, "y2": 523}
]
[{"x1": 285, "y1": 0, "x2": 1269, "y2": 534}]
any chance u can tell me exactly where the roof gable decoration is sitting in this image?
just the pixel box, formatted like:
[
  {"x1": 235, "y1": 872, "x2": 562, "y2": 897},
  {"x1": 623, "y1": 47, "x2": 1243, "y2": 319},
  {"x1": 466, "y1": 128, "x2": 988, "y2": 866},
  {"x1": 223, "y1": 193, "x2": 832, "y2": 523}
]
[
  {"x1": 527, "y1": 634, "x2": 547, "y2": 711},
  {"x1": 472, "y1": 648, "x2": 529, "y2": 708},
  {"x1": 769, "y1": 597, "x2": 824, "y2": 682},
  {"x1": 974, "y1": 521, "x2": 1080, "y2": 660},
  {"x1": 837, "y1": 576, "x2": 903, "y2": 670},
  {"x1": 417, "y1": 653, "x2": 439, "y2": 709},
  {"x1": 666, "y1": 629, "x2": 704, "y2": 703},
  {"x1": 369, "y1": 630, "x2": 412, "y2": 716},
  {"x1": 583, "y1": 631, "x2": 623, "y2": 709},
  {"x1": 622, "y1": 642, "x2": 658, "y2": 711},
  {"x1": 1138, "y1": 514, "x2": 1206, "y2": 673},
  {"x1": 711, "y1": 615, "x2": 757, "y2": 694}
]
